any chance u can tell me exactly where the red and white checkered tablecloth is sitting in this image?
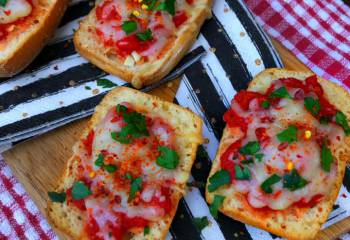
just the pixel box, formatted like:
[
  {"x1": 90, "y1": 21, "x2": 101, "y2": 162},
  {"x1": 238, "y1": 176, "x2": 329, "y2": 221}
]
[
  {"x1": 245, "y1": 0, "x2": 350, "y2": 88},
  {"x1": 0, "y1": 156, "x2": 57, "y2": 240}
]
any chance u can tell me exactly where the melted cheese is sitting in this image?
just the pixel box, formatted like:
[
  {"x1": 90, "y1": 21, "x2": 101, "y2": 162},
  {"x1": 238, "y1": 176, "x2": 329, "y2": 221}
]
[
  {"x1": 0, "y1": 0, "x2": 32, "y2": 24},
  {"x1": 229, "y1": 95, "x2": 344, "y2": 210}
]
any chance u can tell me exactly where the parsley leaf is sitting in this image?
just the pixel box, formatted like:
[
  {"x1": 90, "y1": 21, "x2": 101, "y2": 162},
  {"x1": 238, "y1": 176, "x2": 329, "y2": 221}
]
[
  {"x1": 261, "y1": 100, "x2": 270, "y2": 109},
  {"x1": 277, "y1": 125, "x2": 298, "y2": 143},
  {"x1": 94, "y1": 153, "x2": 104, "y2": 167},
  {"x1": 193, "y1": 216, "x2": 209, "y2": 231},
  {"x1": 239, "y1": 141, "x2": 260, "y2": 155},
  {"x1": 144, "y1": 226, "x2": 150, "y2": 235},
  {"x1": 209, "y1": 195, "x2": 225, "y2": 219},
  {"x1": 321, "y1": 143, "x2": 333, "y2": 172},
  {"x1": 136, "y1": 29, "x2": 153, "y2": 41},
  {"x1": 234, "y1": 165, "x2": 251, "y2": 180},
  {"x1": 241, "y1": 159, "x2": 254, "y2": 164},
  {"x1": 207, "y1": 170, "x2": 231, "y2": 192},
  {"x1": 48, "y1": 191, "x2": 66, "y2": 203},
  {"x1": 269, "y1": 86, "x2": 292, "y2": 99},
  {"x1": 283, "y1": 169, "x2": 308, "y2": 191},
  {"x1": 304, "y1": 97, "x2": 321, "y2": 116},
  {"x1": 156, "y1": 146, "x2": 179, "y2": 169},
  {"x1": 96, "y1": 78, "x2": 117, "y2": 88},
  {"x1": 117, "y1": 104, "x2": 128, "y2": 113},
  {"x1": 156, "y1": 0, "x2": 176, "y2": 15},
  {"x1": 111, "y1": 111, "x2": 149, "y2": 144},
  {"x1": 104, "y1": 164, "x2": 117, "y2": 173},
  {"x1": 122, "y1": 20, "x2": 137, "y2": 34},
  {"x1": 71, "y1": 181, "x2": 91, "y2": 200},
  {"x1": 129, "y1": 177, "x2": 142, "y2": 201},
  {"x1": 335, "y1": 111, "x2": 350, "y2": 136},
  {"x1": 260, "y1": 174, "x2": 281, "y2": 194},
  {"x1": 0, "y1": 0, "x2": 7, "y2": 7},
  {"x1": 255, "y1": 153, "x2": 264, "y2": 162},
  {"x1": 125, "y1": 173, "x2": 133, "y2": 180},
  {"x1": 94, "y1": 153, "x2": 117, "y2": 173}
]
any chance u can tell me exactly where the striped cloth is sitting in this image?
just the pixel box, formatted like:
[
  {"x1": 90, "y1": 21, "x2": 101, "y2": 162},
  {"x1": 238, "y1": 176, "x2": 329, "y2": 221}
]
[
  {"x1": 0, "y1": 156, "x2": 56, "y2": 239},
  {"x1": 244, "y1": 0, "x2": 350, "y2": 87}
]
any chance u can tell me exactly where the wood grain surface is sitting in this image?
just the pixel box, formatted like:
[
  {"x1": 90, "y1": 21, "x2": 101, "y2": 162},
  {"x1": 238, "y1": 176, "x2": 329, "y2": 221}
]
[{"x1": 3, "y1": 40, "x2": 349, "y2": 240}]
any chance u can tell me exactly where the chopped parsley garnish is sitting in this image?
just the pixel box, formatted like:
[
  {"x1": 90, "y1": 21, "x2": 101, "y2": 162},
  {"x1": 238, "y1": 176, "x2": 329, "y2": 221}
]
[
  {"x1": 277, "y1": 125, "x2": 298, "y2": 143},
  {"x1": 145, "y1": 0, "x2": 158, "y2": 9},
  {"x1": 125, "y1": 172, "x2": 133, "y2": 180},
  {"x1": 283, "y1": 169, "x2": 308, "y2": 191},
  {"x1": 94, "y1": 153, "x2": 117, "y2": 173},
  {"x1": 144, "y1": 226, "x2": 150, "y2": 235},
  {"x1": 156, "y1": 0, "x2": 176, "y2": 15},
  {"x1": 122, "y1": 20, "x2": 137, "y2": 34},
  {"x1": 261, "y1": 100, "x2": 270, "y2": 109},
  {"x1": 335, "y1": 111, "x2": 350, "y2": 136},
  {"x1": 156, "y1": 146, "x2": 179, "y2": 169},
  {"x1": 129, "y1": 177, "x2": 142, "y2": 201},
  {"x1": 71, "y1": 181, "x2": 91, "y2": 200},
  {"x1": 260, "y1": 174, "x2": 281, "y2": 194},
  {"x1": 234, "y1": 165, "x2": 251, "y2": 180},
  {"x1": 269, "y1": 86, "x2": 292, "y2": 99},
  {"x1": 0, "y1": 0, "x2": 8, "y2": 7},
  {"x1": 96, "y1": 78, "x2": 117, "y2": 88},
  {"x1": 304, "y1": 97, "x2": 321, "y2": 116},
  {"x1": 239, "y1": 141, "x2": 260, "y2": 155},
  {"x1": 104, "y1": 164, "x2": 117, "y2": 173},
  {"x1": 193, "y1": 216, "x2": 209, "y2": 231},
  {"x1": 117, "y1": 104, "x2": 128, "y2": 113},
  {"x1": 207, "y1": 170, "x2": 231, "y2": 192},
  {"x1": 136, "y1": 29, "x2": 153, "y2": 41},
  {"x1": 241, "y1": 159, "x2": 254, "y2": 164},
  {"x1": 48, "y1": 191, "x2": 66, "y2": 203},
  {"x1": 111, "y1": 111, "x2": 149, "y2": 144},
  {"x1": 209, "y1": 195, "x2": 225, "y2": 219},
  {"x1": 255, "y1": 153, "x2": 264, "y2": 162},
  {"x1": 321, "y1": 143, "x2": 333, "y2": 172},
  {"x1": 94, "y1": 153, "x2": 104, "y2": 167}
]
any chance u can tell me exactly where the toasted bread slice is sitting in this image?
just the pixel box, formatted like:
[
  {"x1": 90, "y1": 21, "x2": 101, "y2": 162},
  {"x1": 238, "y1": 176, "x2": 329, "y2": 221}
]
[
  {"x1": 48, "y1": 87, "x2": 203, "y2": 239},
  {"x1": 206, "y1": 68, "x2": 350, "y2": 240},
  {"x1": 73, "y1": 0, "x2": 212, "y2": 89},
  {"x1": 0, "y1": 0, "x2": 68, "y2": 77}
]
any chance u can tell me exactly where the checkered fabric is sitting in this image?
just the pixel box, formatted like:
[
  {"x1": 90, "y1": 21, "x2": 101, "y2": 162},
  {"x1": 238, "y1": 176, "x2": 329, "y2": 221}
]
[
  {"x1": 245, "y1": 0, "x2": 350, "y2": 87},
  {"x1": 0, "y1": 156, "x2": 57, "y2": 240}
]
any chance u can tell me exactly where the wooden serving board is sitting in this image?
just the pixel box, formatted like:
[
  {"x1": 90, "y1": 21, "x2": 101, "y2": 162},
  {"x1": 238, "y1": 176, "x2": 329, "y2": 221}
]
[{"x1": 3, "y1": 40, "x2": 350, "y2": 240}]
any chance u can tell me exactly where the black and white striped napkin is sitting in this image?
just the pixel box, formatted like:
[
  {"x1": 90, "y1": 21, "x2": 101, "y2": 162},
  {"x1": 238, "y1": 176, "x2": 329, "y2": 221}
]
[{"x1": 0, "y1": 0, "x2": 350, "y2": 239}]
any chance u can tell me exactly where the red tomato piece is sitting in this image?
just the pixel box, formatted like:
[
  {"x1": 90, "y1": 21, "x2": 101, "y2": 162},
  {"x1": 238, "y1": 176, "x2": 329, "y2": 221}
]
[
  {"x1": 220, "y1": 140, "x2": 242, "y2": 180},
  {"x1": 173, "y1": 11, "x2": 188, "y2": 28},
  {"x1": 82, "y1": 130, "x2": 94, "y2": 157},
  {"x1": 223, "y1": 108, "x2": 248, "y2": 134},
  {"x1": 96, "y1": 0, "x2": 121, "y2": 22}
]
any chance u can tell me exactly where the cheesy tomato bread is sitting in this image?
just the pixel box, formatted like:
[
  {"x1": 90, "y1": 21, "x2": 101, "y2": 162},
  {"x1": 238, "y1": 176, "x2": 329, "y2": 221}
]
[
  {"x1": 73, "y1": 0, "x2": 212, "y2": 89},
  {"x1": 47, "y1": 87, "x2": 203, "y2": 239},
  {"x1": 206, "y1": 69, "x2": 350, "y2": 240},
  {"x1": 0, "y1": 0, "x2": 68, "y2": 77}
]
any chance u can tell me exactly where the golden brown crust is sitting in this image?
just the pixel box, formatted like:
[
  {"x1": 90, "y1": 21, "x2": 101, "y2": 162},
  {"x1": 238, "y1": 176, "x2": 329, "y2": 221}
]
[
  {"x1": 0, "y1": 0, "x2": 69, "y2": 77},
  {"x1": 48, "y1": 87, "x2": 203, "y2": 239},
  {"x1": 73, "y1": 1, "x2": 212, "y2": 89},
  {"x1": 206, "y1": 68, "x2": 350, "y2": 240}
]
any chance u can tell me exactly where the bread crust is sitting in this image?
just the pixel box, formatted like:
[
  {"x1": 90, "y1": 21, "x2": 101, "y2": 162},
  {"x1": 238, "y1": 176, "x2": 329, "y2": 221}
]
[
  {"x1": 73, "y1": 1, "x2": 212, "y2": 89},
  {"x1": 0, "y1": 0, "x2": 69, "y2": 77},
  {"x1": 206, "y1": 68, "x2": 350, "y2": 240},
  {"x1": 47, "y1": 87, "x2": 203, "y2": 239}
]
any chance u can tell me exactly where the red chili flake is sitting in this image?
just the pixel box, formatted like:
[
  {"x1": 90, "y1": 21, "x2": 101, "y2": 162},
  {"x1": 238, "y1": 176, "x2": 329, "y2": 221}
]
[
  {"x1": 82, "y1": 130, "x2": 95, "y2": 157},
  {"x1": 173, "y1": 11, "x2": 188, "y2": 28}
]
